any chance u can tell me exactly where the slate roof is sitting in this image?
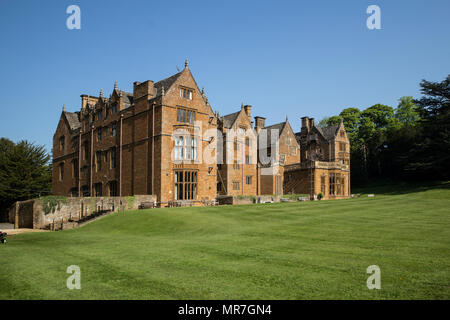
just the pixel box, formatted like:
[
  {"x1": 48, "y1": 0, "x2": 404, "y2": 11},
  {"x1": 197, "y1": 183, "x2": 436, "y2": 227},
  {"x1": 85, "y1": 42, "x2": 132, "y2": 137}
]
[
  {"x1": 294, "y1": 124, "x2": 340, "y2": 142},
  {"x1": 259, "y1": 122, "x2": 286, "y2": 149},
  {"x1": 220, "y1": 111, "x2": 241, "y2": 129},
  {"x1": 154, "y1": 71, "x2": 183, "y2": 95},
  {"x1": 119, "y1": 90, "x2": 133, "y2": 106},
  {"x1": 63, "y1": 111, "x2": 81, "y2": 131},
  {"x1": 316, "y1": 125, "x2": 339, "y2": 140}
]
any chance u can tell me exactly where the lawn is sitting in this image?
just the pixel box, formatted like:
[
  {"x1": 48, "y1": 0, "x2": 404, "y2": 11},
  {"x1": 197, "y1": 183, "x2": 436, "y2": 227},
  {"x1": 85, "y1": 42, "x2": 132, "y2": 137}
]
[{"x1": 1, "y1": 182, "x2": 449, "y2": 299}]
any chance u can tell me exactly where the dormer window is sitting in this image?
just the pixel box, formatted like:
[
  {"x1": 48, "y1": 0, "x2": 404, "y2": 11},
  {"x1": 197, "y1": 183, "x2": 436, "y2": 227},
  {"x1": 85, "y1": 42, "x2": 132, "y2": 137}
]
[{"x1": 180, "y1": 88, "x2": 193, "y2": 100}]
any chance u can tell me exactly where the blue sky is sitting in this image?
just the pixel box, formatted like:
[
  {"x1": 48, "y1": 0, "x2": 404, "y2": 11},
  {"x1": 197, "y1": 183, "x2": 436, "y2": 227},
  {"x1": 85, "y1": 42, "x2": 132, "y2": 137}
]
[{"x1": 0, "y1": 0, "x2": 449, "y2": 153}]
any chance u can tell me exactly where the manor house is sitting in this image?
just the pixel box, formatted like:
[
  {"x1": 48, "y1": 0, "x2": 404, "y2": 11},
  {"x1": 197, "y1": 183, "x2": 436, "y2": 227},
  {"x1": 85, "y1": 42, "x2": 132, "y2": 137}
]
[{"x1": 52, "y1": 61, "x2": 350, "y2": 203}]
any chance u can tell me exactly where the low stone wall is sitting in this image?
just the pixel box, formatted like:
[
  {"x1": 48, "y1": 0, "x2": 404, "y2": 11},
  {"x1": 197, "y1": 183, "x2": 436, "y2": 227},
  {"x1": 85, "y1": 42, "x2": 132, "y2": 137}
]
[
  {"x1": 9, "y1": 195, "x2": 156, "y2": 230},
  {"x1": 216, "y1": 195, "x2": 281, "y2": 205}
]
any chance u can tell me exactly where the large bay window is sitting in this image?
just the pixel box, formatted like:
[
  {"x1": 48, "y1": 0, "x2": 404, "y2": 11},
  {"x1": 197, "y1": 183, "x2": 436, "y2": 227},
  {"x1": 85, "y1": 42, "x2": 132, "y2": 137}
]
[{"x1": 174, "y1": 136, "x2": 198, "y2": 161}]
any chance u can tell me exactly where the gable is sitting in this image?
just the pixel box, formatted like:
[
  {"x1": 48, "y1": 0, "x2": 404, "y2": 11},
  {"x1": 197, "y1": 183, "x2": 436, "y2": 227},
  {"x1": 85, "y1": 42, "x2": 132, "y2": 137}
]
[{"x1": 162, "y1": 68, "x2": 215, "y2": 117}]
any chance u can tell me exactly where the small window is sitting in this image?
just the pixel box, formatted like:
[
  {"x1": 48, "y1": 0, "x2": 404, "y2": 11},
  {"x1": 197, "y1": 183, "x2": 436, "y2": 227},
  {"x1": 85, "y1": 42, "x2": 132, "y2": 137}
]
[
  {"x1": 59, "y1": 163, "x2": 64, "y2": 181},
  {"x1": 340, "y1": 131, "x2": 345, "y2": 138},
  {"x1": 280, "y1": 154, "x2": 286, "y2": 165},
  {"x1": 245, "y1": 137, "x2": 251, "y2": 147},
  {"x1": 112, "y1": 123, "x2": 117, "y2": 137},
  {"x1": 94, "y1": 183, "x2": 102, "y2": 197},
  {"x1": 234, "y1": 141, "x2": 239, "y2": 151},
  {"x1": 97, "y1": 128, "x2": 102, "y2": 141},
  {"x1": 286, "y1": 136, "x2": 291, "y2": 145},
  {"x1": 96, "y1": 110, "x2": 103, "y2": 121},
  {"x1": 245, "y1": 155, "x2": 251, "y2": 164},
  {"x1": 111, "y1": 103, "x2": 118, "y2": 114},
  {"x1": 233, "y1": 160, "x2": 240, "y2": 170},
  {"x1": 59, "y1": 136, "x2": 65, "y2": 151},
  {"x1": 83, "y1": 142, "x2": 89, "y2": 160},
  {"x1": 96, "y1": 152, "x2": 102, "y2": 172},
  {"x1": 109, "y1": 181, "x2": 118, "y2": 196},
  {"x1": 246, "y1": 176, "x2": 252, "y2": 185},
  {"x1": 110, "y1": 147, "x2": 117, "y2": 169},
  {"x1": 321, "y1": 175, "x2": 326, "y2": 194},
  {"x1": 233, "y1": 182, "x2": 240, "y2": 191},
  {"x1": 180, "y1": 88, "x2": 193, "y2": 100},
  {"x1": 72, "y1": 159, "x2": 78, "y2": 178}
]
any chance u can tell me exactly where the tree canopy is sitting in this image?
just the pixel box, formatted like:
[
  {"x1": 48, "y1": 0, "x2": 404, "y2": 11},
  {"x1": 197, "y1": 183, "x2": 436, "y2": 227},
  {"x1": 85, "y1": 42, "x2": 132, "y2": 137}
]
[
  {"x1": 318, "y1": 74, "x2": 450, "y2": 185},
  {"x1": 0, "y1": 139, "x2": 51, "y2": 221}
]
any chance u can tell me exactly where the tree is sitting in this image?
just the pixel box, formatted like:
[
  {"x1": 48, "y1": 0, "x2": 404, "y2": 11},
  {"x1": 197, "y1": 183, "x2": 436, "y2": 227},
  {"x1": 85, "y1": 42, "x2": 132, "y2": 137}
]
[
  {"x1": 410, "y1": 75, "x2": 450, "y2": 179},
  {"x1": 339, "y1": 108, "x2": 361, "y2": 137},
  {"x1": 395, "y1": 96, "x2": 420, "y2": 126},
  {"x1": 361, "y1": 104, "x2": 395, "y2": 129},
  {"x1": 0, "y1": 139, "x2": 51, "y2": 221}
]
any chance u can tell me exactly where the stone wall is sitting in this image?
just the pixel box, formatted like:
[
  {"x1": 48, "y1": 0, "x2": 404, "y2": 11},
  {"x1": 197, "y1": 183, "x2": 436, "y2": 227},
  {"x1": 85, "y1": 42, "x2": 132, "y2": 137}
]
[
  {"x1": 216, "y1": 195, "x2": 281, "y2": 205},
  {"x1": 9, "y1": 195, "x2": 156, "y2": 230}
]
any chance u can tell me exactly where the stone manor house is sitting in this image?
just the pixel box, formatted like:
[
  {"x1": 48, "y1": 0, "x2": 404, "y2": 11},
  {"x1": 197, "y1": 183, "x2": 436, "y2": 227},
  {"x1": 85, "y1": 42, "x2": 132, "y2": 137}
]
[{"x1": 52, "y1": 61, "x2": 350, "y2": 204}]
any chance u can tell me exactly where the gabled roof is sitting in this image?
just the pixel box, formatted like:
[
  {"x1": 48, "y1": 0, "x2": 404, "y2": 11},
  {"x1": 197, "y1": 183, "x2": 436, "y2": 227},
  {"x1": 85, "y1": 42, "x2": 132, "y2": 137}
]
[
  {"x1": 294, "y1": 123, "x2": 341, "y2": 142},
  {"x1": 63, "y1": 111, "x2": 81, "y2": 131},
  {"x1": 317, "y1": 125, "x2": 340, "y2": 140},
  {"x1": 220, "y1": 111, "x2": 241, "y2": 129},
  {"x1": 259, "y1": 121, "x2": 286, "y2": 148},
  {"x1": 154, "y1": 71, "x2": 183, "y2": 94},
  {"x1": 119, "y1": 90, "x2": 133, "y2": 106}
]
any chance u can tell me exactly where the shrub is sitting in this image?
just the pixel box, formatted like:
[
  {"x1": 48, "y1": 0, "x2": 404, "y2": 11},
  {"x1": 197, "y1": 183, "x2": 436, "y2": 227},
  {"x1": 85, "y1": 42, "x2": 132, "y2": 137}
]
[{"x1": 317, "y1": 193, "x2": 324, "y2": 200}]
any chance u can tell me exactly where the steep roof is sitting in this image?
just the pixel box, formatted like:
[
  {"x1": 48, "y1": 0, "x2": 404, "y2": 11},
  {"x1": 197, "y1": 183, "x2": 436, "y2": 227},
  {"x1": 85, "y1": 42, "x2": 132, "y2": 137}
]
[
  {"x1": 294, "y1": 124, "x2": 340, "y2": 142},
  {"x1": 63, "y1": 111, "x2": 81, "y2": 131},
  {"x1": 119, "y1": 90, "x2": 133, "y2": 106},
  {"x1": 259, "y1": 121, "x2": 286, "y2": 148},
  {"x1": 154, "y1": 71, "x2": 183, "y2": 94},
  {"x1": 316, "y1": 125, "x2": 340, "y2": 140},
  {"x1": 220, "y1": 111, "x2": 240, "y2": 129}
]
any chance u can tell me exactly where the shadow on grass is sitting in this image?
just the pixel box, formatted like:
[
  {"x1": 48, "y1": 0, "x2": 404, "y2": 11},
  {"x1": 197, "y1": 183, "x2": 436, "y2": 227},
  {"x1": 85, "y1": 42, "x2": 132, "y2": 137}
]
[{"x1": 351, "y1": 180, "x2": 450, "y2": 195}]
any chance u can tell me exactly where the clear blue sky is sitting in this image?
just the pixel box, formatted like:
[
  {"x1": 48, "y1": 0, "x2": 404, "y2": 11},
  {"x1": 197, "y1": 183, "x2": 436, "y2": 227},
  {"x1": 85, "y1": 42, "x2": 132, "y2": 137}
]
[{"x1": 1, "y1": 0, "x2": 449, "y2": 153}]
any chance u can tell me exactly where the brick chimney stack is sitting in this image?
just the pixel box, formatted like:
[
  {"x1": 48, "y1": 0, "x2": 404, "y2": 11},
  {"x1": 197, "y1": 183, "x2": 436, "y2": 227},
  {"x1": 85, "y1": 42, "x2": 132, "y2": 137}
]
[
  {"x1": 254, "y1": 116, "x2": 266, "y2": 134},
  {"x1": 301, "y1": 116, "x2": 310, "y2": 133},
  {"x1": 243, "y1": 105, "x2": 252, "y2": 120}
]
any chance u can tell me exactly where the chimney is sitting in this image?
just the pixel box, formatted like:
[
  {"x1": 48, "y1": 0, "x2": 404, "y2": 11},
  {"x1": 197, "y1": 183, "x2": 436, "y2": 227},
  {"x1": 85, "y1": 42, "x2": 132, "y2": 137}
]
[
  {"x1": 309, "y1": 118, "x2": 315, "y2": 128},
  {"x1": 81, "y1": 94, "x2": 89, "y2": 109},
  {"x1": 301, "y1": 116, "x2": 310, "y2": 133},
  {"x1": 133, "y1": 80, "x2": 155, "y2": 100},
  {"x1": 254, "y1": 116, "x2": 266, "y2": 134},
  {"x1": 243, "y1": 105, "x2": 252, "y2": 120}
]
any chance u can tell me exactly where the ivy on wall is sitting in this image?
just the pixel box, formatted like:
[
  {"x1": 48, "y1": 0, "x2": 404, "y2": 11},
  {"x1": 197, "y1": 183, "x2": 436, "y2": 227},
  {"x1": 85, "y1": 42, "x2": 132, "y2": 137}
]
[{"x1": 40, "y1": 196, "x2": 67, "y2": 215}]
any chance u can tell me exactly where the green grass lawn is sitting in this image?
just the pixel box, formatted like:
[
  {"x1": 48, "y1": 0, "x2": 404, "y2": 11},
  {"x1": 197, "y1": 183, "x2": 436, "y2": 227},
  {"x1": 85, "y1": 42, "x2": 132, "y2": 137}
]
[{"x1": 1, "y1": 182, "x2": 449, "y2": 299}]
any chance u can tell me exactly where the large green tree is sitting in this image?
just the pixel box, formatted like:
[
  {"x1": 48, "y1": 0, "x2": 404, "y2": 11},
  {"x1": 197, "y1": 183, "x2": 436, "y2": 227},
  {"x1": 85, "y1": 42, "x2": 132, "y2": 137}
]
[
  {"x1": 0, "y1": 138, "x2": 51, "y2": 221},
  {"x1": 410, "y1": 75, "x2": 450, "y2": 178}
]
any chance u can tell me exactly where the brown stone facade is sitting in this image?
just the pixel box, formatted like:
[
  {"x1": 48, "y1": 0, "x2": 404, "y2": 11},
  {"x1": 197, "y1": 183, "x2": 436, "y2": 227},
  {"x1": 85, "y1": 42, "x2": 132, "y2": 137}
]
[{"x1": 52, "y1": 61, "x2": 350, "y2": 203}]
